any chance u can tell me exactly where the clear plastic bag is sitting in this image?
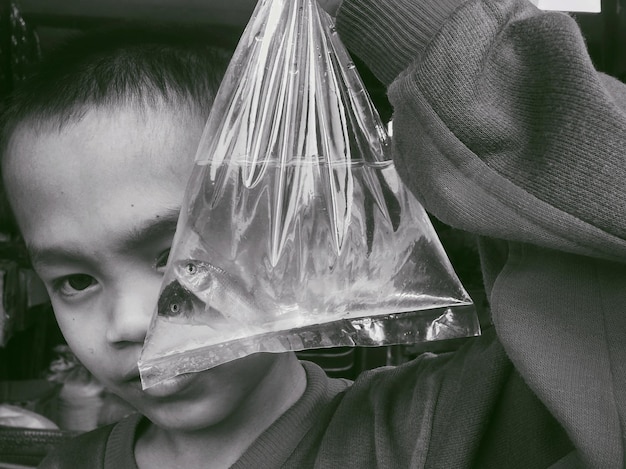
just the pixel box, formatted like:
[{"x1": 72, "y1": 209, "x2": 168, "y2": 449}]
[{"x1": 138, "y1": 0, "x2": 478, "y2": 389}]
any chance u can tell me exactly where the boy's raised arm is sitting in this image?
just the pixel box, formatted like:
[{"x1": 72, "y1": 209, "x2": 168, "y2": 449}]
[
  {"x1": 334, "y1": 0, "x2": 626, "y2": 260},
  {"x1": 331, "y1": 1, "x2": 626, "y2": 467}
]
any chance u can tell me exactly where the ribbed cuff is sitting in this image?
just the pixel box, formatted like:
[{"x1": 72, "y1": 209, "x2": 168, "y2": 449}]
[{"x1": 335, "y1": 0, "x2": 466, "y2": 85}]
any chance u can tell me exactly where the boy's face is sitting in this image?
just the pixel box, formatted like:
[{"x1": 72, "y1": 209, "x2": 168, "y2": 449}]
[{"x1": 3, "y1": 105, "x2": 289, "y2": 431}]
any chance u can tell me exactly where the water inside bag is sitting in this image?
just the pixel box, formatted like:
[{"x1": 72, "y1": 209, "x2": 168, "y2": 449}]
[
  {"x1": 138, "y1": 0, "x2": 479, "y2": 388},
  {"x1": 139, "y1": 157, "x2": 476, "y2": 387}
]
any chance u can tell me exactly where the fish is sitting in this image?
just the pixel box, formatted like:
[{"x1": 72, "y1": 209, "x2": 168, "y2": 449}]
[
  {"x1": 172, "y1": 259, "x2": 267, "y2": 325},
  {"x1": 157, "y1": 279, "x2": 229, "y2": 327}
]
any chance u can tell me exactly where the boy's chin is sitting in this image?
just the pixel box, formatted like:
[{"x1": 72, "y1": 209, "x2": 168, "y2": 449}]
[
  {"x1": 135, "y1": 380, "x2": 247, "y2": 433},
  {"x1": 145, "y1": 404, "x2": 233, "y2": 433},
  {"x1": 129, "y1": 353, "x2": 289, "y2": 432}
]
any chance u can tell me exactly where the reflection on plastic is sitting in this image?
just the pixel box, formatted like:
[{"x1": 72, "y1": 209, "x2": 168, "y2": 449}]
[{"x1": 138, "y1": 0, "x2": 478, "y2": 389}]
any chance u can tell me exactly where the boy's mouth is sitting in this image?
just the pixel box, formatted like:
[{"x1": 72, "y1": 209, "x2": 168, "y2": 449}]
[
  {"x1": 140, "y1": 372, "x2": 197, "y2": 398},
  {"x1": 121, "y1": 368, "x2": 143, "y2": 388}
]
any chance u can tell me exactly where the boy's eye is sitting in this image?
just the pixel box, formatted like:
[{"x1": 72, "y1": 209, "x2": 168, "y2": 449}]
[
  {"x1": 66, "y1": 274, "x2": 95, "y2": 291},
  {"x1": 52, "y1": 274, "x2": 97, "y2": 298},
  {"x1": 156, "y1": 249, "x2": 170, "y2": 271}
]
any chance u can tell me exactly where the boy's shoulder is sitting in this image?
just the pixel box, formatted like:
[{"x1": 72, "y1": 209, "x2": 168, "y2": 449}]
[
  {"x1": 309, "y1": 328, "x2": 573, "y2": 468},
  {"x1": 38, "y1": 413, "x2": 141, "y2": 469}
]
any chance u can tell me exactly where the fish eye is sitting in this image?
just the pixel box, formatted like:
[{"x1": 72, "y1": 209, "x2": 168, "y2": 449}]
[
  {"x1": 185, "y1": 263, "x2": 198, "y2": 275},
  {"x1": 170, "y1": 303, "x2": 180, "y2": 314}
]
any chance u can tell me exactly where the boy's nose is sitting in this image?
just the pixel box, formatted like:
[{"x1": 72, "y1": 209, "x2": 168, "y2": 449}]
[{"x1": 105, "y1": 280, "x2": 157, "y2": 345}]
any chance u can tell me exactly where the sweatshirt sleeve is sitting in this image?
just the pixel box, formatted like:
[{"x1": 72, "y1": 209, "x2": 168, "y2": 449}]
[{"x1": 335, "y1": 0, "x2": 626, "y2": 262}]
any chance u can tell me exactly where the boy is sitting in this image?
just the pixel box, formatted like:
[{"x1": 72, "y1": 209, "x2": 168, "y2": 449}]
[
  {"x1": 0, "y1": 25, "x2": 313, "y2": 468},
  {"x1": 1, "y1": 1, "x2": 624, "y2": 468}
]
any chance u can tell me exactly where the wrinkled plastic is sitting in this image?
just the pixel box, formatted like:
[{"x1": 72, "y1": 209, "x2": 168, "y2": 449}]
[{"x1": 138, "y1": 0, "x2": 478, "y2": 389}]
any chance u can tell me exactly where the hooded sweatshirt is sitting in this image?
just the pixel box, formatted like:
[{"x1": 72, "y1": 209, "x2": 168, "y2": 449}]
[{"x1": 336, "y1": 0, "x2": 626, "y2": 467}]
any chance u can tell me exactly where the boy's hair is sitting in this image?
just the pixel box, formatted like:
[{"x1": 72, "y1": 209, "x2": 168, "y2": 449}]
[
  {"x1": 0, "y1": 22, "x2": 236, "y2": 236},
  {"x1": 0, "y1": 22, "x2": 235, "y2": 148}
]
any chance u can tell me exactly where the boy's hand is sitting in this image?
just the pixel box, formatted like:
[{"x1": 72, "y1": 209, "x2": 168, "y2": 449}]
[{"x1": 317, "y1": 0, "x2": 343, "y2": 16}]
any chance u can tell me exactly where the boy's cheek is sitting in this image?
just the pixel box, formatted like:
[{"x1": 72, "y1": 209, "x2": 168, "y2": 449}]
[
  {"x1": 59, "y1": 328, "x2": 117, "y2": 388},
  {"x1": 53, "y1": 312, "x2": 91, "y2": 352},
  {"x1": 52, "y1": 305, "x2": 107, "y2": 367}
]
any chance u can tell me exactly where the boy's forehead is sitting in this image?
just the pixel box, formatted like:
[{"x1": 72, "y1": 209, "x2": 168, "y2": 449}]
[
  {"x1": 3, "y1": 104, "x2": 205, "y2": 234},
  {"x1": 5, "y1": 104, "x2": 204, "y2": 176}
]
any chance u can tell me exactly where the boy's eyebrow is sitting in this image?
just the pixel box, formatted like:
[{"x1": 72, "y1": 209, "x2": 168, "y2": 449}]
[
  {"x1": 28, "y1": 209, "x2": 181, "y2": 268},
  {"x1": 123, "y1": 209, "x2": 181, "y2": 253},
  {"x1": 28, "y1": 244, "x2": 92, "y2": 269}
]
